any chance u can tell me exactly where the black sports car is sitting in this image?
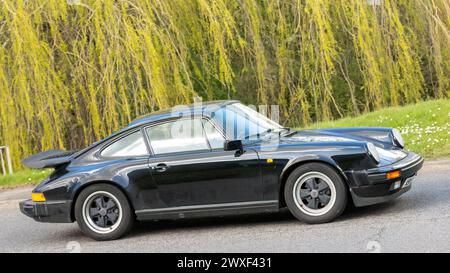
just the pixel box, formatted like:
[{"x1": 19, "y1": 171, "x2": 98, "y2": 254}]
[{"x1": 20, "y1": 100, "x2": 423, "y2": 240}]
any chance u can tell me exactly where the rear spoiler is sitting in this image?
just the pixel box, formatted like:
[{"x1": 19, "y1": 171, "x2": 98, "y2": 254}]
[{"x1": 22, "y1": 150, "x2": 77, "y2": 169}]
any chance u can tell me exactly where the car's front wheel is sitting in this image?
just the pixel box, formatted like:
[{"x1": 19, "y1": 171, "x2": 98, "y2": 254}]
[
  {"x1": 74, "y1": 183, "x2": 134, "y2": 241},
  {"x1": 284, "y1": 163, "x2": 347, "y2": 224}
]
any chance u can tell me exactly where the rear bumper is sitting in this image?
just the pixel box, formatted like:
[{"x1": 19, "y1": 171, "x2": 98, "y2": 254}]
[
  {"x1": 345, "y1": 152, "x2": 424, "y2": 207},
  {"x1": 19, "y1": 199, "x2": 73, "y2": 223}
]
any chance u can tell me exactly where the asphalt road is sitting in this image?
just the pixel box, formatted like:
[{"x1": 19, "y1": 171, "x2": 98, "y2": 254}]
[{"x1": 1, "y1": 159, "x2": 449, "y2": 253}]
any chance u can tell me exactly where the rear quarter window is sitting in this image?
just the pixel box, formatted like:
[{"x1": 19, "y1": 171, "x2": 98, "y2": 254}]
[{"x1": 101, "y1": 131, "x2": 148, "y2": 157}]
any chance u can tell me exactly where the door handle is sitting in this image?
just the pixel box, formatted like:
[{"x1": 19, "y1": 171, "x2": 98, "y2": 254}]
[{"x1": 154, "y1": 163, "x2": 169, "y2": 172}]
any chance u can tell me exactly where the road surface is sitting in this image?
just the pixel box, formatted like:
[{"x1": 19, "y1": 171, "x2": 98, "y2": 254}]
[{"x1": 0, "y1": 159, "x2": 449, "y2": 253}]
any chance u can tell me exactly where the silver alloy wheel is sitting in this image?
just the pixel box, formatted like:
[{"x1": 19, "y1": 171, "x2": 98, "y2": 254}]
[
  {"x1": 292, "y1": 172, "x2": 337, "y2": 216},
  {"x1": 82, "y1": 191, "x2": 123, "y2": 234}
]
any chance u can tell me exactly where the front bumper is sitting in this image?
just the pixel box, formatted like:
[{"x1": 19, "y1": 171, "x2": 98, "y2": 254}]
[
  {"x1": 19, "y1": 199, "x2": 73, "y2": 223},
  {"x1": 345, "y1": 152, "x2": 424, "y2": 207}
]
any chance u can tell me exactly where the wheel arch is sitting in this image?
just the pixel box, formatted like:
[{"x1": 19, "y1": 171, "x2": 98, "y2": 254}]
[
  {"x1": 278, "y1": 159, "x2": 349, "y2": 208},
  {"x1": 70, "y1": 180, "x2": 135, "y2": 222}
]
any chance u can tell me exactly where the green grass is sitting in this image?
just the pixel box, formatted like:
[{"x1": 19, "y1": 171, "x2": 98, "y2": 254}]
[
  {"x1": 302, "y1": 99, "x2": 450, "y2": 159},
  {"x1": 0, "y1": 169, "x2": 51, "y2": 189}
]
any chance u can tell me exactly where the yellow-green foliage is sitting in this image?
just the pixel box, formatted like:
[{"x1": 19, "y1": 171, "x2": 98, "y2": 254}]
[{"x1": 0, "y1": 0, "x2": 449, "y2": 169}]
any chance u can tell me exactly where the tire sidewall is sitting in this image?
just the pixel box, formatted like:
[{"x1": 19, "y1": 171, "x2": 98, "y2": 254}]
[
  {"x1": 284, "y1": 163, "x2": 347, "y2": 224},
  {"x1": 74, "y1": 183, "x2": 134, "y2": 241}
]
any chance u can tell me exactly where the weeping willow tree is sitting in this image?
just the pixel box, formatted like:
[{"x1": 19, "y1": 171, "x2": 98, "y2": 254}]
[{"x1": 0, "y1": 0, "x2": 449, "y2": 168}]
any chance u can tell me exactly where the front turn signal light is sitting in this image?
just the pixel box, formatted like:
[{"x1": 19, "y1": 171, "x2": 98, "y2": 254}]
[
  {"x1": 386, "y1": 170, "x2": 400, "y2": 180},
  {"x1": 32, "y1": 192, "x2": 46, "y2": 202}
]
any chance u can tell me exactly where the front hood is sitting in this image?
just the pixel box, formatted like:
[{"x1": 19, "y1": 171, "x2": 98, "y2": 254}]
[
  {"x1": 280, "y1": 129, "x2": 407, "y2": 165},
  {"x1": 285, "y1": 130, "x2": 360, "y2": 143}
]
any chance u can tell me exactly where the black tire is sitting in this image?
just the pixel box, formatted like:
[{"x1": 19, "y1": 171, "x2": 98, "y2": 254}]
[
  {"x1": 74, "y1": 183, "x2": 134, "y2": 241},
  {"x1": 284, "y1": 163, "x2": 347, "y2": 224}
]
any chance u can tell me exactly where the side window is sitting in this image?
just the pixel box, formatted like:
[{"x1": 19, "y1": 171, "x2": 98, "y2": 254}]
[
  {"x1": 202, "y1": 120, "x2": 225, "y2": 150},
  {"x1": 101, "y1": 131, "x2": 148, "y2": 157},
  {"x1": 146, "y1": 119, "x2": 210, "y2": 155}
]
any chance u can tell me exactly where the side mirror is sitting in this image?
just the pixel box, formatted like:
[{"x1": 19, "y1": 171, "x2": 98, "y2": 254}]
[{"x1": 224, "y1": 140, "x2": 243, "y2": 153}]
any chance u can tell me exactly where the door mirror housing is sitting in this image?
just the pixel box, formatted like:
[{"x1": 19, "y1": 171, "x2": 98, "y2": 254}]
[{"x1": 224, "y1": 140, "x2": 243, "y2": 153}]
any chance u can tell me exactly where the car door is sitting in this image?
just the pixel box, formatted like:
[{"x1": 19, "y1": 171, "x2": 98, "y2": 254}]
[{"x1": 143, "y1": 117, "x2": 262, "y2": 209}]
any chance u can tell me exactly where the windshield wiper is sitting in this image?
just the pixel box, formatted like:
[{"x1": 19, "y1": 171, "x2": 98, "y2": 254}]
[
  {"x1": 244, "y1": 126, "x2": 294, "y2": 140},
  {"x1": 244, "y1": 128, "x2": 274, "y2": 140},
  {"x1": 280, "y1": 127, "x2": 297, "y2": 137},
  {"x1": 280, "y1": 127, "x2": 290, "y2": 133}
]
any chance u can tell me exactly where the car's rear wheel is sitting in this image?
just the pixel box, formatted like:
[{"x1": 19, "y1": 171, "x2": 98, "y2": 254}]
[
  {"x1": 74, "y1": 183, "x2": 134, "y2": 241},
  {"x1": 284, "y1": 163, "x2": 347, "y2": 224}
]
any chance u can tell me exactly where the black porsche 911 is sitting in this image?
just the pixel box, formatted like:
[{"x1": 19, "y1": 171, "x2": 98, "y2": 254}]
[{"x1": 20, "y1": 100, "x2": 423, "y2": 240}]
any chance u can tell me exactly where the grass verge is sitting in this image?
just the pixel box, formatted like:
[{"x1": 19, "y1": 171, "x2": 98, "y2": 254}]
[
  {"x1": 303, "y1": 99, "x2": 450, "y2": 159},
  {"x1": 0, "y1": 169, "x2": 51, "y2": 190}
]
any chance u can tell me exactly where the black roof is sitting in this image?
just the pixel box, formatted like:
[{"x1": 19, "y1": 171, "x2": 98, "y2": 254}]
[{"x1": 127, "y1": 100, "x2": 239, "y2": 128}]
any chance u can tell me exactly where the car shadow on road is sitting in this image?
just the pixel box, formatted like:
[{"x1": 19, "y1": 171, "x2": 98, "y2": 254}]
[
  {"x1": 126, "y1": 201, "x2": 399, "y2": 239},
  {"x1": 128, "y1": 208, "x2": 296, "y2": 238},
  {"x1": 340, "y1": 201, "x2": 398, "y2": 221}
]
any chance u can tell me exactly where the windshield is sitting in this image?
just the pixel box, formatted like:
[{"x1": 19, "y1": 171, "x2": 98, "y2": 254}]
[{"x1": 210, "y1": 103, "x2": 282, "y2": 140}]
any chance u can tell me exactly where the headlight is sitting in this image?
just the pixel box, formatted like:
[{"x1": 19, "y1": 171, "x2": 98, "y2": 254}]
[
  {"x1": 392, "y1": 128, "x2": 404, "y2": 148},
  {"x1": 367, "y1": 142, "x2": 380, "y2": 163}
]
